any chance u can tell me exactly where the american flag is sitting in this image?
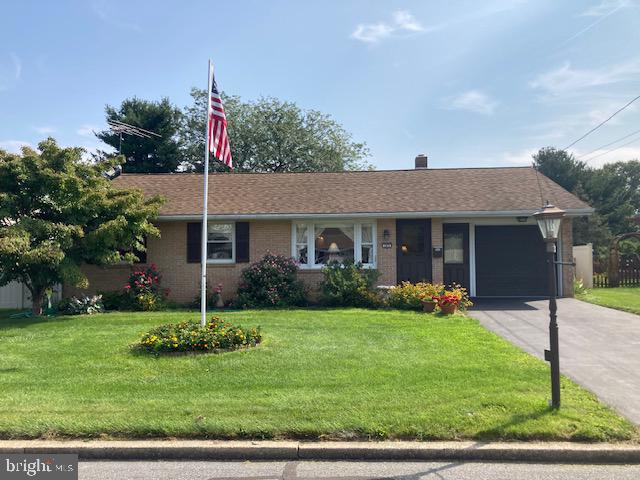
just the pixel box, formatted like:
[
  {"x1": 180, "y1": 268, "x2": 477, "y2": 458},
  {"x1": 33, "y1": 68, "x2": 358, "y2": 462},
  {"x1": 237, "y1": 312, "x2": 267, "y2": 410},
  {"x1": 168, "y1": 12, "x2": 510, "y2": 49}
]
[{"x1": 208, "y1": 70, "x2": 233, "y2": 168}]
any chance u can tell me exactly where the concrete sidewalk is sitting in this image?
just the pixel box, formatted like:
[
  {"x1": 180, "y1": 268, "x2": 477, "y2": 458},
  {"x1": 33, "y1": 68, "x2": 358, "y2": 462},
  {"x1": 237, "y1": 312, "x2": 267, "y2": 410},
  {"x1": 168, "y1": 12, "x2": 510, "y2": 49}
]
[{"x1": 1, "y1": 440, "x2": 640, "y2": 463}]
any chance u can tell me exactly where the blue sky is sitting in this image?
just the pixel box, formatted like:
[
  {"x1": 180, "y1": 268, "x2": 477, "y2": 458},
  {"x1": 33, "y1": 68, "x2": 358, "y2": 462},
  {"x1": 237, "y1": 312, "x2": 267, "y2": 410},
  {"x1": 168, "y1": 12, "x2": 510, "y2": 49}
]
[{"x1": 1, "y1": 0, "x2": 639, "y2": 170}]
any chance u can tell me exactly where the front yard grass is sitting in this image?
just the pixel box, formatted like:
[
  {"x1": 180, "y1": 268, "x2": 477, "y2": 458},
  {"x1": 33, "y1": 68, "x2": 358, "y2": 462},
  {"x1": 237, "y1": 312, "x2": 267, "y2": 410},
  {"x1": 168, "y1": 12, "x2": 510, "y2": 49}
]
[
  {"x1": 0, "y1": 309, "x2": 635, "y2": 441},
  {"x1": 578, "y1": 287, "x2": 640, "y2": 315}
]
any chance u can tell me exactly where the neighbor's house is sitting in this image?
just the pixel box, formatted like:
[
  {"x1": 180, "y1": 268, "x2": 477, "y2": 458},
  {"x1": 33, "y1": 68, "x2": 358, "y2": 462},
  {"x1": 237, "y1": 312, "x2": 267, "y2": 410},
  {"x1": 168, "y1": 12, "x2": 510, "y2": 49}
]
[{"x1": 64, "y1": 156, "x2": 593, "y2": 302}]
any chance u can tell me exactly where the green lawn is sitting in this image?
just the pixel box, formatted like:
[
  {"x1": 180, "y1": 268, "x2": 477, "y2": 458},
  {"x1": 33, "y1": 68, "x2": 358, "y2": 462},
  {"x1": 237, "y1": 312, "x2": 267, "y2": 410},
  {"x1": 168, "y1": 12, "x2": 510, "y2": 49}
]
[
  {"x1": 578, "y1": 287, "x2": 640, "y2": 315},
  {"x1": 0, "y1": 309, "x2": 635, "y2": 441}
]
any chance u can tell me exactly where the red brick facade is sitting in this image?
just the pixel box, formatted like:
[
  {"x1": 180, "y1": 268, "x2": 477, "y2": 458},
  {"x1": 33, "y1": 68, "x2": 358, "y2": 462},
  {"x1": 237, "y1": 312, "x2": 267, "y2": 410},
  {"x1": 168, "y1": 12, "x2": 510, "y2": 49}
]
[{"x1": 65, "y1": 217, "x2": 574, "y2": 302}]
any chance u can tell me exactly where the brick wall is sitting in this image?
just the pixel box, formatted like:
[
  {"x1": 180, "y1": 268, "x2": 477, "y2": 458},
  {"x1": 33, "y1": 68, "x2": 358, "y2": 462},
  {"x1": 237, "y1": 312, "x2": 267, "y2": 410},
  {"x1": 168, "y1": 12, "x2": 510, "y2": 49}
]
[
  {"x1": 64, "y1": 219, "x2": 399, "y2": 303},
  {"x1": 560, "y1": 218, "x2": 574, "y2": 298},
  {"x1": 64, "y1": 218, "x2": 577, "y2": 302},
  {"x1": 376, "y1": 219, "x2": 396, "y2": 285},
  {"x1": 431, "y1": 219, "x2": 443, "y2": 283}
]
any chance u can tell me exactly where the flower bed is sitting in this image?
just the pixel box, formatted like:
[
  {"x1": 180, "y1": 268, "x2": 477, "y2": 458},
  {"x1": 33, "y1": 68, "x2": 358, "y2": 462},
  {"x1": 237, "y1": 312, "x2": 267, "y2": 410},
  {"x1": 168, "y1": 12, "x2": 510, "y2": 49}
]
[{"x1": 131, "y1": 316, "x2": 262, "y2": 354}]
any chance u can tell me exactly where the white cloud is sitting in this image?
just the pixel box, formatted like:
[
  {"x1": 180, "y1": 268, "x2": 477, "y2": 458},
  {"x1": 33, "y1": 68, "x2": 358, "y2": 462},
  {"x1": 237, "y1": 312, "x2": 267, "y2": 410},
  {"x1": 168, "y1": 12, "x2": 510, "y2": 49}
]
[
  {"x1": 573, "y1": 146, "x2": 640, "y2": 167},
  {"x1": 10, "y1": 53, "x2": 21, "y2": 80},
  {"x1": 502, "y1": 148, "x2": 538, "y2": 166},
  {"x1": 351, "y1": 23, "x2": 394, "y2": 43},
  {"x1": 351, "y1": 10, "x2": 425, "y2": 43},
  {"x1": 77, "y1": 124, "x2": 100, "y2": 137},
  {"x1": 558, "y1": 0, "x2": 633, "y2": 45},
  {"x1": 0, "y1": 53, "x2": 22, "y2": 91},
  {"x1": 581, "y1": 0, "x2": 632, "y2": 17},
  {"x1": 0, "y1": 140, "x2": 32, "y2": 153},
  {"x1": 501, "y1": 145, "x2": 640, "y2": 169},
  {"x1": 529, "y1": 59, "x2": 640, "y2": 96},
  {"x1": 90, "y1": 0, "x2": 141, "y2": 32},
  {"x1": 32, "y1": 126, "x2": 56, "y2": 135},
  {"x1": 443, "y1": 90, "x2": 498, "y2": 115},
  {"x1": 392, "y1": 11, "x2": 424, "y2": 32}
]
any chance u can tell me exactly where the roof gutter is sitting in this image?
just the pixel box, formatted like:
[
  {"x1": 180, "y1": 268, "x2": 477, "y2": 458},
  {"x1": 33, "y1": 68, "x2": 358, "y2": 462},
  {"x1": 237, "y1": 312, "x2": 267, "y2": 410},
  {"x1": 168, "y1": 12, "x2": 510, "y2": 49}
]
[{"x1": 156, "y1": 208, "x2": 594, "y2": 222}]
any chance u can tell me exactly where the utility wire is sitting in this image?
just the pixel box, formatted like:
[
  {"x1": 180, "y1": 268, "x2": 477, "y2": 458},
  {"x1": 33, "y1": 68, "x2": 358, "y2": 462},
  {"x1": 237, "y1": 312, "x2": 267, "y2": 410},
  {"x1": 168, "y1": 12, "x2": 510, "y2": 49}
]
[
  {"x1": 563, "y1": 94, "x2": 640, "y2": 150},
  {"x1": 577, "y1": 127, "x2": 640, "y2": 160},
  {"x1": 582, "y1": 134, "x2": 640, "y2": 163}
]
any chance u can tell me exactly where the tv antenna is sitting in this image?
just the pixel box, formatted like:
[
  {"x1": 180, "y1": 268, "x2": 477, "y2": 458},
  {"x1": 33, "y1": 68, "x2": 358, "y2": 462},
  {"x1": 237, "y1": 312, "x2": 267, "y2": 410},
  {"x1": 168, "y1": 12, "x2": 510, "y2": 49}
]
[{"x1": 106, "y1": 119, "x2": 162, "y2": 153}]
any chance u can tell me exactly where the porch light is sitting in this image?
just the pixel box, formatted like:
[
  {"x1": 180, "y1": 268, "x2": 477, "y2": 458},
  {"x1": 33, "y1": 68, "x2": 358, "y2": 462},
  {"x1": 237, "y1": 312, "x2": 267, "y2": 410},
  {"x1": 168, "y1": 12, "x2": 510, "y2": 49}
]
[{"x1": 533, "y1": 203, "x2": 565, "y2": 242}]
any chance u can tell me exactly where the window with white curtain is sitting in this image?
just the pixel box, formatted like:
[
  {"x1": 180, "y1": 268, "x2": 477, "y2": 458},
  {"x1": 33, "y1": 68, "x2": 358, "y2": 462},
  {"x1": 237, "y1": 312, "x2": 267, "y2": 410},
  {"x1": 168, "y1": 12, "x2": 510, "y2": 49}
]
[
  {"x1": 207, "y1": 223, "x2": 235, "y2": 263},
  {"x1": 293, "y1": 222, "x2": 376, "y2": 268}
]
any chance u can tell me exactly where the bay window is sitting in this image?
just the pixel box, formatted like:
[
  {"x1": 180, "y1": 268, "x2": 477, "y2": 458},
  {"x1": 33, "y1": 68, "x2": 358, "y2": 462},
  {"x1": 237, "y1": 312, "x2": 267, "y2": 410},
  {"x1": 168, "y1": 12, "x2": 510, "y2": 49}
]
[{"x1": 293, "y1": 222, "x2": 376, "y2": 268}]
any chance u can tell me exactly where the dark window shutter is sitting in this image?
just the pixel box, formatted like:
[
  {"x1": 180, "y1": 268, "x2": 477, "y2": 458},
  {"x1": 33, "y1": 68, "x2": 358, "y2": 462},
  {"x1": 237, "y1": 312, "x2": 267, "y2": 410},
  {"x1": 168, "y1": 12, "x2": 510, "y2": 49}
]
[
  {"x1": 236, "y1": 222, "x2": 250, "y2": 263},
  {"x1": 187, "y1": 222, "x2": 202, "y2": 263}
]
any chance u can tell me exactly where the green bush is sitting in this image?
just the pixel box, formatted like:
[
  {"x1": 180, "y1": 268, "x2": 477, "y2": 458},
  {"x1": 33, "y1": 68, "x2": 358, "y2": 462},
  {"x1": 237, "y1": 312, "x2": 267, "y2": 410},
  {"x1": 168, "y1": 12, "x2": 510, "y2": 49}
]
[
  {"x1": 388, "y1": 282, "x2": 444, "y2": 310},
  {"x1": 99, "y1": 290, "x2": 134, "y2": 311},
  {"x1": 125, "y1": 264, "x2": 168, "y2": 311},
  {"x1": 61, "y1": 295, "x2": 105, "y2": 315},
  {"x1": 320, "y1": 260, "x2": 381, "y2": 308},
  {"x1": 236, "y1": 253, "x2": 307, "y2": 308},
  {"x1": 131, "y1": 316, "x2": 262, "y2": 354}
]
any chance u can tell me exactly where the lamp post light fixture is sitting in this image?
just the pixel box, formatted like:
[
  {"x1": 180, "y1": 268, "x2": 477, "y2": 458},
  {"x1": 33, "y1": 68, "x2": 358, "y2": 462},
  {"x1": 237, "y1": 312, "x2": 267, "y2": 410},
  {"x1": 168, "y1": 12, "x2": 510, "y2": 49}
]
[{"x1": 533, "y1": 203, "x2": 566, "y2": 409}]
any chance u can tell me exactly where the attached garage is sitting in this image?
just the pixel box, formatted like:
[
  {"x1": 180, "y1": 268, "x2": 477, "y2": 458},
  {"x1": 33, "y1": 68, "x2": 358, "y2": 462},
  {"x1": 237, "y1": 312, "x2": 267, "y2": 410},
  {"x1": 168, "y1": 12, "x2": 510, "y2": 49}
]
[{"x1": 475, "y1": 225, "x2": 552, "y2": 297}]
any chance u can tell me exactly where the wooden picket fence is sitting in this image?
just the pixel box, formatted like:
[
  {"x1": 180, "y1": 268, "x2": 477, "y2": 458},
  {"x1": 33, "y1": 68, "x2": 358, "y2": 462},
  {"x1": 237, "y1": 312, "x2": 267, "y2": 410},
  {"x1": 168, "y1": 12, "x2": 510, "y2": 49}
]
[{"x1": 593, "y1": 255, "x2": 640, "y2": 288}]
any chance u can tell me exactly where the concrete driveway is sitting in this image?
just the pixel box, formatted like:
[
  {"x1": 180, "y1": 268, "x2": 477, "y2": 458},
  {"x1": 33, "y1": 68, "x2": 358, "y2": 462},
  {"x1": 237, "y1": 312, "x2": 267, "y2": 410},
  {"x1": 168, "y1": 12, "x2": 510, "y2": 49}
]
[{"x1": 469, "y1": 298, "x2": 640, "y2": 424}]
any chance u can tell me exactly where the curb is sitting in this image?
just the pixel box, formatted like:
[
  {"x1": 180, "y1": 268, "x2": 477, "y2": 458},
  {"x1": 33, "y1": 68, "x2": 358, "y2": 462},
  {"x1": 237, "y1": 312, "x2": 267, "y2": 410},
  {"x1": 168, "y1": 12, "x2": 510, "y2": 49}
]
[{"x1": 0, "y1": 441, "x2": 639, "y2": 463}]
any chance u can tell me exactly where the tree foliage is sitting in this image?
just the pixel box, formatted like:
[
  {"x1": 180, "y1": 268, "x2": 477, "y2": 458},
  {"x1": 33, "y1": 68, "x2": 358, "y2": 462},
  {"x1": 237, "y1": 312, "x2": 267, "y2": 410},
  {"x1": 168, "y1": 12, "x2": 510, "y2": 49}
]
[
  {"x1": 533, "y1": 147, "x2": 640, "y2": 255},
  {"x1": 97, "y1": 97, "x2": 182, "y2": 173},
  {"x1": 180, "y1": 88, "x2": 371, "y2": 172},
  {"x1": 0, "y1": 139, "x2": 163, "y2": 314}
]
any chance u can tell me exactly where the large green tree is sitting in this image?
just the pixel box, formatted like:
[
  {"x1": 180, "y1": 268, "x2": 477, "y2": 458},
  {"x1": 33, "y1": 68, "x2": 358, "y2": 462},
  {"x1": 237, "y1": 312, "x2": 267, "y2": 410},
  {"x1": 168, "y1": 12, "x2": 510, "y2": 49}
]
[
  {"x1": 180, "y1": 88, "x2": 370, "y2": 172},
  {"x1": 97, "y1": 97, "x2": 182, "y2": 173},
  {"x1": 533, "y1": 147, "x2": 587, "y2": 193},
  {"x1": 532, "y1": 147, "x2": 640, "y2": 255},
  {"x1": 0, "y1": 139, "x2": 163, "y2": 315}
]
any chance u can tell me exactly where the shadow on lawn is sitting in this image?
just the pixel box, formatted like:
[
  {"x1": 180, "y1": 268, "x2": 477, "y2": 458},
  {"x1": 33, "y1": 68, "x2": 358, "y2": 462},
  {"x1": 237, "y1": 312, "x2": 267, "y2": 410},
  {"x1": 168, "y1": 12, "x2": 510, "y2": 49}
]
[
  {"x1": 0, "y1": 313, "x2": 77, "y2": 331},
  {"x1": 474, "y1": 406, "x2": 556, "y2": 439}
]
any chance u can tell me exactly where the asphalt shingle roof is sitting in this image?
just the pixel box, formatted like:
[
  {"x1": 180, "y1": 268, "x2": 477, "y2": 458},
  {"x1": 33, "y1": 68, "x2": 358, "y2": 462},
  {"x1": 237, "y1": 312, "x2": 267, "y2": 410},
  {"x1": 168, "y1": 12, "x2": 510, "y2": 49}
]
[{"x1": 112, "y1": 167, "x2": 592, "y2": 217}]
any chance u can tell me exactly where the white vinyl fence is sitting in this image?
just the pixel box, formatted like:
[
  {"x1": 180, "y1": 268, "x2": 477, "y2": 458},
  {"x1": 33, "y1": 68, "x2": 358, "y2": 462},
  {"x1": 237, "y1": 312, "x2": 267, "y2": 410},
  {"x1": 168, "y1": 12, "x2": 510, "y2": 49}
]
[
  {"x1": 0, "y1": 282, "x2": 62, "y2": 310},
  {"x1": 0, "y1": 281, "x2": 31, "y2": 309},
  {"x1": 574, "y1": 243, "x2": 594, "y2": 289}
]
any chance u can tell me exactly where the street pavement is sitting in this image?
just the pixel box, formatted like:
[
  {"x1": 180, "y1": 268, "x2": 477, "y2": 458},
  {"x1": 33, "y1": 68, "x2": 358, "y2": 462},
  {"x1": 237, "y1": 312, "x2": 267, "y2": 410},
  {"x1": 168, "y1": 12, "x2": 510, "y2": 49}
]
[
  {"x1": 78, "y1": 460, "x2": 640, "y2": 479},
  {"x1": 469, "y1": 298, "x2": 640, "y2": 424}
]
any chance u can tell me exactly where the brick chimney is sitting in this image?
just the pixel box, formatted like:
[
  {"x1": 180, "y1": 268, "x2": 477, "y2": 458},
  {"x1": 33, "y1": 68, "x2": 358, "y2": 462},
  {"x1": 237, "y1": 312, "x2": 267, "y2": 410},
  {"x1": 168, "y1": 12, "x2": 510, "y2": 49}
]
[{"x1": 415, "y1": 154, "x2": 428, "y2": 169}]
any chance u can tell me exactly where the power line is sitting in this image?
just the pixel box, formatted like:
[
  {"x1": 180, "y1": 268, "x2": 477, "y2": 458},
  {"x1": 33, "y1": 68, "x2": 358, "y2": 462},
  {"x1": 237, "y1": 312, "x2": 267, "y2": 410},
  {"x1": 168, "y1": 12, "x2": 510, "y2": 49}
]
[
  {"x1": 563, "y1": 93, "x2": 640, "y2": 150},
  {"x1": 577, "y1": 127, "x2": 640, "y2": 160},
  {"x1": 582, "y1": 134, "x2": 640, "y2": 163}
]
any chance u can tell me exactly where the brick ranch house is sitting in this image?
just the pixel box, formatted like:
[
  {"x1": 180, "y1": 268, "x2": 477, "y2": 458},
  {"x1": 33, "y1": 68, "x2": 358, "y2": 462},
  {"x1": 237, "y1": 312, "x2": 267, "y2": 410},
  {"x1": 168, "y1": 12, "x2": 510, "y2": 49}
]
[{"x1": 65, "y1": 157, "x2": 593, "y2": 302}]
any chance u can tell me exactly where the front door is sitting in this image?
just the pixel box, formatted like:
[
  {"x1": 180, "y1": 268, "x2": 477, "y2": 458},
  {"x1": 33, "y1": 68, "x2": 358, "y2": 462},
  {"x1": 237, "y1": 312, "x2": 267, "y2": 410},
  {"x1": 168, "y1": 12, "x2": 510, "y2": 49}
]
[
  {"x1": 443, "y1": 223, "x2": 470, "y2": 291},
  {"x1": 396, "y1": 219, "x2": 432, "y2": 283}
]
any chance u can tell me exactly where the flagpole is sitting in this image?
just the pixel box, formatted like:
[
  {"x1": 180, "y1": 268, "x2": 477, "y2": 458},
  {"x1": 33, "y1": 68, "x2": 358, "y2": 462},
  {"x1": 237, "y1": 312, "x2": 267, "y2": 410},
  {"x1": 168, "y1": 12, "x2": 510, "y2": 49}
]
[{"x1": 200, "y1": 60, "x2": 213, "y2": 327}]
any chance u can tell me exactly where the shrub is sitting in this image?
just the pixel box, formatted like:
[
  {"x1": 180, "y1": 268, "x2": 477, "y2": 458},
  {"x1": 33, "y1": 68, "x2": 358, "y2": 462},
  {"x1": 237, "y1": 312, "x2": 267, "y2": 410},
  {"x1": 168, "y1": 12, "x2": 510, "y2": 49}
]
[
  {"x1": 62, "y1": 295, "x2": 105, "y2": 315},
  {"x1": 236, "y1": 253, "x2": 307, "y2": 308},
  {"x1": 124, "y1": 264, "x2": 168, "y2": 311},
  {"x1": 100, "y1": 290, "x2": 133, "y2": 311},
  {"x1": 387, "y1": 282, "x2": 444, "y2": 310},
  {"x1": 131, "y1": 316, "x2": 262, "y2": 354},
  {"x1": 320, "y1": 260, "x2": 381, "y2": 308}
]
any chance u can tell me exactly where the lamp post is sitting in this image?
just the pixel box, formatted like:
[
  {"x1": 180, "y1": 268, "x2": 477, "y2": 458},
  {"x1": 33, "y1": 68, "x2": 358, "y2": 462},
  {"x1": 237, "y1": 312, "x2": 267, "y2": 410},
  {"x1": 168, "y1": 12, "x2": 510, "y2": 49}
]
[{"x1": 533, "y1": 203, "x2": 566, "y2": 409}]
